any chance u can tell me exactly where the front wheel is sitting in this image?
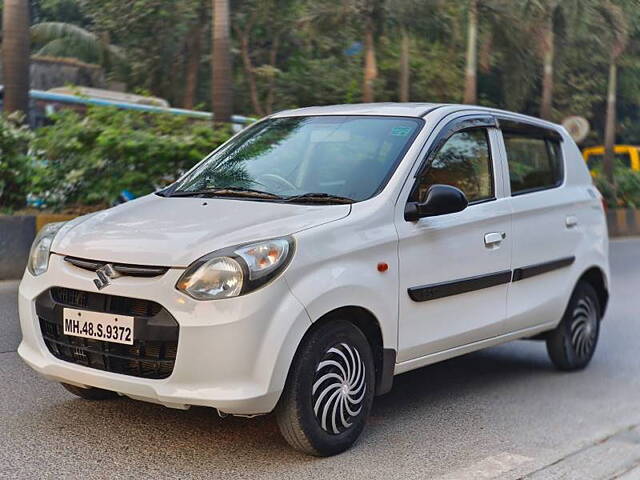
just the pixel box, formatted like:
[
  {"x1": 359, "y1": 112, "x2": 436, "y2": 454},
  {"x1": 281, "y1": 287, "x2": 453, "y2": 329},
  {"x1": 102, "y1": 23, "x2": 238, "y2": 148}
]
[
  {"x1": 546, "y1": 281, "x2": 601, "y2": 371},
  {"x1": 276, "y1": 320, "x2": 375, "y2": 456}
]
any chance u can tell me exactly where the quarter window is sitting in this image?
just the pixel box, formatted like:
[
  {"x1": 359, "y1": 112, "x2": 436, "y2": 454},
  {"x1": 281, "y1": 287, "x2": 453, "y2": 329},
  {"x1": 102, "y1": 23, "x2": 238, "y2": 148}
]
[
  {"x1": 503, "y1": 134, "x2": 563, "y2": 194},
  {"x1": 412, "y1": 128, "x2": 494, "y2": 203}
]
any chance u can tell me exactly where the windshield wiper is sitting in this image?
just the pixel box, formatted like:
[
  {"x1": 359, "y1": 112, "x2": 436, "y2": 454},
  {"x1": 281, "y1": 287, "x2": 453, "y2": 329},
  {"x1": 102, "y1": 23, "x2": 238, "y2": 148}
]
[
  {"x1": 285, "y1": 192, "x2": 354, "y2": 204},
  {"x1": 170, "y1": 187, "x2": 284, "y2": 200}
]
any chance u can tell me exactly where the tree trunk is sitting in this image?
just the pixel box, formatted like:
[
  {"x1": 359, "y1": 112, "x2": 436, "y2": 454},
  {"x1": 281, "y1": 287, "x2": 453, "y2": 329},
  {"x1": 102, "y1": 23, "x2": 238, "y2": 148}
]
[
  {"x1": 479, "y1": 30, "x2": 493, "y2": 74},
  {"x1": 265, "y1": 34, "x2": 280, "y2": 115},
  {"x1": 362, "y1": 19, "x2": 378, "y2": 103},
  {"x1": 603, "y1": 61, "x2": 618, "y2": 190},
  {"x1": 2, "y1": 0, "x2": 31, "y2": 116},
  {"x1": 399, "y1": 28, "x2": 410, "y2": 102},
  {"x1": 540, "y1": 13, "x2": 555, "y2": 121},
  {"x1": 183, "y1": 3, "x2": 206, "y2": 110},
  {"x1": 211, "y1": 0, "x2": 232, "y2": 124},
  {"x1": 463, "y1": 0, "x2": 478, "y2": 104},
  {"x1": 237, "y1": 25, "x2": 264, "y2": 117}
]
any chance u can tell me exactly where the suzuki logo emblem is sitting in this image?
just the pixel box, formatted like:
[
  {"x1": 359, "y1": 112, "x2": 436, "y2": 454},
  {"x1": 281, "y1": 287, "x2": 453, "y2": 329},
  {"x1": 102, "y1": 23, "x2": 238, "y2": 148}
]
[{"x1": 94, "y1": 264, "x2": 121, "y2": 290}]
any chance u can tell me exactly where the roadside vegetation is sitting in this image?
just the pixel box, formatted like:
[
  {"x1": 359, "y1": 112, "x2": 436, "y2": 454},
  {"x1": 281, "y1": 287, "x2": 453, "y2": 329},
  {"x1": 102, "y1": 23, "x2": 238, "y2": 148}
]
[
  {"x1": 1, "y1": 0, "x2": 640, "y2": 211},
  {"x1": 0, "y1": 108, "x2": 231, "y2": 212}
]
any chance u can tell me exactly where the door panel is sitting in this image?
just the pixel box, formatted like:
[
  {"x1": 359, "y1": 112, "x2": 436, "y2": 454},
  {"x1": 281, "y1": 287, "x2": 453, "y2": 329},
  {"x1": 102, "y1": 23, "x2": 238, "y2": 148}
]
[
  {"x1": 506, "y1": 187, "x2": 582, "y2": 331},
  {"x1": 396, "y1": 123, "x2": 511, "y2": 363},
  {"x1": 501, "y1": 128, "x2": 582, "y2": 331},
  {"x1": 396, "y1": 200, "x2": 511, "y2": 362}
]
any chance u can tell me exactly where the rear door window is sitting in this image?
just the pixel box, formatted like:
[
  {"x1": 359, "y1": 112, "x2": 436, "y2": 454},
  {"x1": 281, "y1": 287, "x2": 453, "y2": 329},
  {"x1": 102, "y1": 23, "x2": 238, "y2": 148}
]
[{"x1": 503, "y1": 133, "x2": 563, "y2": 195}]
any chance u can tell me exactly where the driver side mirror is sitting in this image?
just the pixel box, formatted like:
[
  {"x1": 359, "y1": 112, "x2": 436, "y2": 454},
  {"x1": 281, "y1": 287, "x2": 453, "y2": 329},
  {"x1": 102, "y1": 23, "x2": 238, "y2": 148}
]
[{"x1": 404, "y1": 184, "x2": 468, "y2": 222}]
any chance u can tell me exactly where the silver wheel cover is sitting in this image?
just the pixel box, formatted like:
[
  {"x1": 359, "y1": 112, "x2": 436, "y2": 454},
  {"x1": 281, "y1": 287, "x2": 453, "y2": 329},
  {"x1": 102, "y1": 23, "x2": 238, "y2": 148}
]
[
  {"x1": 570, "y1": 295, "x2": 598, "y2": 360},
  {"x1": 312, "y1": 343, "x2": 366, "y2": 435}
]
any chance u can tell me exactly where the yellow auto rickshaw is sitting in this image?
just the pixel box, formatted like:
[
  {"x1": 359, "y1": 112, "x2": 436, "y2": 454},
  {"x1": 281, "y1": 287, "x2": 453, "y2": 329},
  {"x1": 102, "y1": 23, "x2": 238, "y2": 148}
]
[{"x1": 582, "y1": 145, "x2": 640, "y2": 173}]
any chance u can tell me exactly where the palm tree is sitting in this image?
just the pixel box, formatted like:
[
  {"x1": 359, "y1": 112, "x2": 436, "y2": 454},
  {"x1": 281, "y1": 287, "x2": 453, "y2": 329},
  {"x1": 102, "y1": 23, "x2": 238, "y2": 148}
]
[
  {"x1": 462, "y1": 0, "x2": 478, "y2": 104},
  {"x1": 398, "y1": 26, "x2": 410, "y2": 102},
  {"x1": 362, "y1": 15, "x2": 378, "y2": 102},
  {"x1": 300, "y1": 0, "x2": 384, "y2": 103},
  {"x1": 30, "y1": 22, "x2": 124, "y2": 70},
  {"x1": 211, "y1": 0, "x2": 233, "y2": 124},
  {"x1": 387, "y1": 0, "x2": 458, "y2": 103},
  {"x1": 360, "y1": 0, "x2": 385, "y2": 103},
  {"x1": 2, "y1": 0, "x2": 31, "y2": 115},
  {"x1": 599, "y1": 2, "x2": 628, "y2": 187},
  {"x1": 521, "y1": 0, "x2": 602, "y2": 120}
]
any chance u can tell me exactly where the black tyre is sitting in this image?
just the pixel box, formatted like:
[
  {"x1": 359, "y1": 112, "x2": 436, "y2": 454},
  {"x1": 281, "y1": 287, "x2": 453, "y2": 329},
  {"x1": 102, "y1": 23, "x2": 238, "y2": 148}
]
[
  {"x1": 61, "y1": 383, "x2": 119, "y2": 400},
  {"x1": 546, "y1": 281, "x2": 601, "y2": 371},
  {"x1": 276, "y1": 320, "x2": 375, "y2": 456}
]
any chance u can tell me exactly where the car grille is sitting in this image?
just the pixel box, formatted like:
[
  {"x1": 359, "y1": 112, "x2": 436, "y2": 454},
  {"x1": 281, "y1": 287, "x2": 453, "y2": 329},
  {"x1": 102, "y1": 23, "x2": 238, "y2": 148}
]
[
  {"x1": 64, "y1": 256, "x2": 169, "y2": 278},
  {"x1": 36, "y1": 288, "x2": 179, "y2": 380}
]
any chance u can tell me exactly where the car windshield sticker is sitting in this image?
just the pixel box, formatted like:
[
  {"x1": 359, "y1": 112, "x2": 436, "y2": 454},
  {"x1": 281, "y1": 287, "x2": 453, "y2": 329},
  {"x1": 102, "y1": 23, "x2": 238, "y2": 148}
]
[{"x1": 391, "y1": 126, "x2": 413, "y2": 137}]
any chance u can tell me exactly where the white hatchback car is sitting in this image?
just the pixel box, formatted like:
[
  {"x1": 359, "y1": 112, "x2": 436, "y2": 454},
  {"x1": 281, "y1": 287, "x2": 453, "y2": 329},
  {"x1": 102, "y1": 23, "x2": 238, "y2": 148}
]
[{"x1": 18, "y1": 103, "x2": 609, "y2": 456}]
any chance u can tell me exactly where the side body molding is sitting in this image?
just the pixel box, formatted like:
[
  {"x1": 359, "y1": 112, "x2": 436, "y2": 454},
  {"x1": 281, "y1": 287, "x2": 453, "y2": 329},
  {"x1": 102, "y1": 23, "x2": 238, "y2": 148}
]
[{"x1": 408, "y1": 257, "x2": 576, "y2": 302}]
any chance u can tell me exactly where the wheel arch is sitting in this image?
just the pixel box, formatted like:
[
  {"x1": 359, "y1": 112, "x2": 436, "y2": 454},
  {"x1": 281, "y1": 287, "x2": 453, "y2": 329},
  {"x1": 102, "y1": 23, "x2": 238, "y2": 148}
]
[
  {"x1": 577, "y1": 266, "x2": 609, "y2": 317},
  {"x1": 303, "y1": 306, "x2": 396, "y2": 396}
]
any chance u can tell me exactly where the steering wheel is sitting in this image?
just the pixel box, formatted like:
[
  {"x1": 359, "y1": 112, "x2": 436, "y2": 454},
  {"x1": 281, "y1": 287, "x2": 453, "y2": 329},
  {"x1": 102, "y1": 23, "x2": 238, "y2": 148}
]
[{"x1": 256, "y1": 173, "x2": 297, "y2": 192}]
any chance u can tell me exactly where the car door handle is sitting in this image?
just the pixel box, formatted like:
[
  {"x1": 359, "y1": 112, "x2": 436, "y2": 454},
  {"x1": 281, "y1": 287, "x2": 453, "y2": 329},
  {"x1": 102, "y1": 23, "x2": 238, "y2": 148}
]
[
  {"x1": 484, "y1": 232, "x2": 506, "y2": 247},
  {"x1": 566, "y1": 216, "x2": 578, "y2": 228}
]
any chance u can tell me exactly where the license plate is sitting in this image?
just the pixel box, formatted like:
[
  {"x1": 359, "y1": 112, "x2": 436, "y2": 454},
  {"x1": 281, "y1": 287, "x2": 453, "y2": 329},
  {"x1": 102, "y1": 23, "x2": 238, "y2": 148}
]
[{"x1": 63, "y1": 308, "x2": 134, "y2": 345}]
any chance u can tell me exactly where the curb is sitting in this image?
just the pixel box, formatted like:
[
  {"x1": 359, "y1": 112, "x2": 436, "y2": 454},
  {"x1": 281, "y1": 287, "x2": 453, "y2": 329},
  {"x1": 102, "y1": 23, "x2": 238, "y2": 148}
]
[{"x1": 606, "y1": 209, "x2": 640, "y2": 237}]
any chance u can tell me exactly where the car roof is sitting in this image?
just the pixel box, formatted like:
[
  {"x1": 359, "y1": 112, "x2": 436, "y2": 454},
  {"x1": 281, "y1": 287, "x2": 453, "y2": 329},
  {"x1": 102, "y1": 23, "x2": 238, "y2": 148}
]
[
  {"x1": 271, "y1": 102, "x2": 563, "y2": 129},
  {"x1": 271, "y1": 103, "x2": 445, "y2": 118}
]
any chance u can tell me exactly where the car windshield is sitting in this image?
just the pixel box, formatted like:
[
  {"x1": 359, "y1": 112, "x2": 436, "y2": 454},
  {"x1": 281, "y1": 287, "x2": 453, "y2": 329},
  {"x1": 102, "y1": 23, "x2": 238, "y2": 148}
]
[{"x1": 171, "y1": 115, "x2": 423, "y2": 202}]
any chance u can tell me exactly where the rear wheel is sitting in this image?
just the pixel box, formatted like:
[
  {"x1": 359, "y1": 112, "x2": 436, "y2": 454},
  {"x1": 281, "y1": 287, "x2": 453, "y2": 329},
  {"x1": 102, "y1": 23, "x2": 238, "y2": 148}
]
[
  {"x1": 61, "y1": 383, "x2": 119, "y2": 400},
  {"x1": 276, "y1": 320, "x2": 375, "y2": 456},
  {"x1": 546, "y1": 281, "x2": 601, "y2": 371}
]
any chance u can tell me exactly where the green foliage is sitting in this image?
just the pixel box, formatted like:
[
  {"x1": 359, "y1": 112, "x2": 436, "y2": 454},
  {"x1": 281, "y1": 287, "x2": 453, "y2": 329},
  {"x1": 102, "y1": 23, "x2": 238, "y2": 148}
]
[
  {"x1": 596, "y1": 169, "x2": 640, "y2": 209},
  {"x1": 29, "y1": 107, "x2": 231, "y2": 209},
  {"x1": 81, "y1": 0, "x2": 201, "y2": 105},
  {"x1": 31, "y1": 22, "x2": 125, "y2": 69},
  {"x1": 0, "y1": 115, "x2": 34, "y2": 212},
  {"x1": 31, "y1": 0, "x2": 90, "y2": 26}
]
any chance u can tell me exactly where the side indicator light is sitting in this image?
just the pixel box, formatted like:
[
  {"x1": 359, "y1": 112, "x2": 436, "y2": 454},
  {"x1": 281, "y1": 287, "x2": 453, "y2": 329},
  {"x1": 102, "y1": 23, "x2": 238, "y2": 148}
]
[{"x1": 377, "y1": 262, "x2": 389, "y2": 273}]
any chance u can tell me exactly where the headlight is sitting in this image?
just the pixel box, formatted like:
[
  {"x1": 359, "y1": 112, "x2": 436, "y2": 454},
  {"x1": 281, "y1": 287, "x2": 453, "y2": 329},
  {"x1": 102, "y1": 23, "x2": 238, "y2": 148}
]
[
  {"x1": 176, "y1": 237, "x2": 294, "y2": 300},
  {"x1": 27, "y1": 222, "x2": 66, "y2": 276}
]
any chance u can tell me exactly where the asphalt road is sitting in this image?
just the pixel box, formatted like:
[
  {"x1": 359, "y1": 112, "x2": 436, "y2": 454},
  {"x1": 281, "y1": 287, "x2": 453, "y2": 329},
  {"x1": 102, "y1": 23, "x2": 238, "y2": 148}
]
[{"x1": 1, "y1": 238, "x2": 640, "y2": 480}]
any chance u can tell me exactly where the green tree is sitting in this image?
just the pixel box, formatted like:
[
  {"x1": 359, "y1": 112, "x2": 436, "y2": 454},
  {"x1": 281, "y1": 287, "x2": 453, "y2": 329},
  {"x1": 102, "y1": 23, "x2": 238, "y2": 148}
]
[
  {"x1": 386, "y1": 0, "x2": 457, "y2": 102},
  {"x1": 30, "y1": 22, "x2": 124, "y2": 70},
  {"x1": 463, "y1": 0, "x2": 478, "y2": 103},
  {"x1": 358, "y1": 0, "x2": 385, "y2": 102},
  {"x1": 520, "y1": 0, "x2": 605, "y2": 120},
  {"x1": 0, "y1": 113, "x2": 33, "y2": 210},
  {"x1": 183, "y1": 0, "x2": 207, "y2": 109},
  {"x1": 600, "y1": 1, "x2": 628, "y2": 185},
  {"x1": 232, "y1": 0, "x2": 301, "y2": 116},
  {"x1": 82, "y1": 0, "x2": 198, "y2": 106}
]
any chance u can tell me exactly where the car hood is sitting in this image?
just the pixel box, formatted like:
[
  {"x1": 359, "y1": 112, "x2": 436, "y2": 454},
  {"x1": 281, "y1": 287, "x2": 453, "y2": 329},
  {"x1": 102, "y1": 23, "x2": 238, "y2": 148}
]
[{"x1": 52, "y1": 194, "x2": 350, "y2": 267}]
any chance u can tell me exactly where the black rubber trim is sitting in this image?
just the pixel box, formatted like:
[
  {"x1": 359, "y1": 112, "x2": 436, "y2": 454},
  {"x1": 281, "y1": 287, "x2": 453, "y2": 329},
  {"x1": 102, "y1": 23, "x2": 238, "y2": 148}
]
[
  {"x1": 64, "y1": 256, "x2": 169, "y2": 277},
  {"x1": 408, "y1": 270, "x2": 512, "y2": 302},
  {"x1": 408, "y1": 256, "x2": 576, "y2": 302},
  {"x1": 375, "y1": 348, "x2": 396, "y2": 396},
  {"x1": 512, "y1": 256, "x2": 575, "y2": 282},
  {"x1": 497, "y1": 118, "x2": 563, "y2": 142}
]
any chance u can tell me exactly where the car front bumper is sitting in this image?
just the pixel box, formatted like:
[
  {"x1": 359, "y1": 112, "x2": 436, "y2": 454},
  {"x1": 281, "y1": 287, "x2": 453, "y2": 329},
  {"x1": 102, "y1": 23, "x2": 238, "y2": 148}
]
[{"x1": 18, "y1": 254, "x2": 311, "y2": 415}]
